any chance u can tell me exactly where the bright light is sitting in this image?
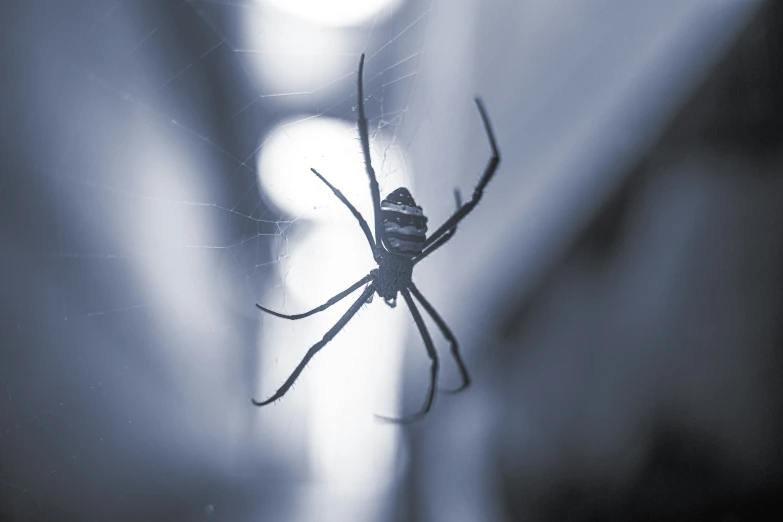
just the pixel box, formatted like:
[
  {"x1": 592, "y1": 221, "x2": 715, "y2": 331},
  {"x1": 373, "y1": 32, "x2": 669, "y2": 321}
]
[
  {"x1": 243, "y1": 0, "x2": 402, "y2": 101},
  {"x1": 262, "y1": 0, "x2": 402, "y2": 28},
  {"x1": 276, "y1": 224, "x2": 404, "y2": 485},
  {"x1": 256, "y1": 115, "x2": 411, "y2": 520},
  {"x1": 242, "y1": 8, "x2": 348, "y2": 103},
  {"x1": 257, "y1": 115, "x2": 409, "y2": 224}
]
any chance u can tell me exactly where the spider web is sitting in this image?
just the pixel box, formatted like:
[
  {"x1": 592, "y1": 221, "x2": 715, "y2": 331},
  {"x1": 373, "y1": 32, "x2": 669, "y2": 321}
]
[
  {"x1": 2, "y1": 1, "x2": 769, "y2": 520},
  {"x1": 0, "y1": 1, "x2": 443, "y2": 519}
]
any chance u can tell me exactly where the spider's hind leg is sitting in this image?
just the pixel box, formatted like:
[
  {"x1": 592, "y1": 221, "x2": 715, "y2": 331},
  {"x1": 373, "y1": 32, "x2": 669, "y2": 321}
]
[
  {"x1": 375, "y1": 289, "x2": 438, "y2": 424},
  {"x1": 256, "y1": 273, "x2": 373, "y2": 320},
  {"x1": 252, "y1": 284, "x2": 376, "y2": 406},
  {"x1": 408, "y1": 282, "x2": 470, "y2": 393}
]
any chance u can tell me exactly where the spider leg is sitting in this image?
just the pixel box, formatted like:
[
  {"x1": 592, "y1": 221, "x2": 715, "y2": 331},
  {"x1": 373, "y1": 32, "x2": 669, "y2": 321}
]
[
  {"x1": 423, "y1": 97, "x2": 501, "y2": 249},
  {"x1": 356, "y1": 53, "x2": 389, "y2": 251},
  {"x1": 414, "y1": 188, "x2": 462, "y2": 265},
  {"x1": 375, "y1": 288, "x2": 439, "y2": 424},
  {"x1": 256, "y1": 272, "x2": 374, "y2": 320},
  {"x1": 415, "y1": 230, "x2": 454, "y2": 265},
  {"x1": 310, "y1": 168, "x2": 379, "y2": 262},
  {"x1": 252, "y1": 284, "x2": 376, "y2": 406},
  {"x1": 407, "y1": 282, "x2": 470, "y2": 393}
]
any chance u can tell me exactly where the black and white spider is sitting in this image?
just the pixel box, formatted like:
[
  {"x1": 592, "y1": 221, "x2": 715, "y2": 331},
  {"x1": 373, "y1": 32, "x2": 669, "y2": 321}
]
[{"x1": 253, "y1": 53, "x2": 500, "y2": 423}]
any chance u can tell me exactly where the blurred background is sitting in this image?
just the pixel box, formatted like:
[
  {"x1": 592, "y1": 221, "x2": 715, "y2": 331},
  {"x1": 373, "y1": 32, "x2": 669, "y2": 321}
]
[{"x1": 1, "y1": 0, "x2": 782, "y2": 521}]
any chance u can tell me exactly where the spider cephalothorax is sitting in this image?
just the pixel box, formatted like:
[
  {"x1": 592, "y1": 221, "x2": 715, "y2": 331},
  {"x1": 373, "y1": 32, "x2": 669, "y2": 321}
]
[
  {"x1": 375, "y1": 251, "x2": 413, "y2": 304},
  {"x1": 253, "y1": 53, "x2": 500, "y2": 422}
]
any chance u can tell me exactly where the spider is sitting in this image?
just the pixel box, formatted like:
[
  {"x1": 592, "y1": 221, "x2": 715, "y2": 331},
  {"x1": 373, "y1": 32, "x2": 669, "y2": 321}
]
[{"x1": 253, "y1": 53, "x2": 500, "y2": 423}]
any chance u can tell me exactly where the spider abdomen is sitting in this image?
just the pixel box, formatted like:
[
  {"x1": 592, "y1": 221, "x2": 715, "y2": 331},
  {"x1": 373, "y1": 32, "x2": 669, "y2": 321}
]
[{"x1": 381, "y1": 187, "x2": 428, "y2": 255}]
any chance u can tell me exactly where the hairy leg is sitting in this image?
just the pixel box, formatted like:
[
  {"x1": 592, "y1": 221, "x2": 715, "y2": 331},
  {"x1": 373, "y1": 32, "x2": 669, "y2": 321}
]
[
  {"x1": 256, "y1": 273, "x2": 374, "y2": 320},
  {"x1": 408, "y1": 282, "x2": 470, "y2": 392},
  {"x1": 310, "y1": 168, "x2": 378, "y2": 262},
  {"x1": 414, "y1": 188, "x2": 462, "y2": 264},
  {"x1": 252, "y1": 284, "x2": 376, "y2": 406},
  {"x1": 424, "y1": 98, "x2": 500, "y2": 248},
  {"x1": 375, "y1": 288, "x2": 439, "y2": 423},
  {"x1": 356, "y1": 54, "x2": 389, "y2": 251}
]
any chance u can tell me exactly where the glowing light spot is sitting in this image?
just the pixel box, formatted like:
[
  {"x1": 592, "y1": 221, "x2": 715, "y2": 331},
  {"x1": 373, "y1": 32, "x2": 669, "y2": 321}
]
[
  {"x1": 243, "y1": 1, "x2": 401, "y2": 101},
  {"x1": 261, "y1": 0, "x2": 402, "y2": 28},
  {"x1": 255, "y1": 115, "x2": 411, "y2": 514},
  {"x1": 257, "y1": 115, "x2": 408, "y2": 222}
]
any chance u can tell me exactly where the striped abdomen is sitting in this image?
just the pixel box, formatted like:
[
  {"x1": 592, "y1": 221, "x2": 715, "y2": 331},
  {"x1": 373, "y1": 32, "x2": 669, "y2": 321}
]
[{"x1": 381, "y1": 187, "x2": 428, "y2": 255}]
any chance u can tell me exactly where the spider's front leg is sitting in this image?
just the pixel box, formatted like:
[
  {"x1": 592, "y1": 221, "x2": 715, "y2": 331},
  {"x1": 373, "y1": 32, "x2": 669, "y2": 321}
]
[
  {"x1": 309, "y1": 168, "x2": 380, "y2": 263},
  {"x1": 356, "y1": 53, "x2": 390, "y2": 252},
  {"x1": 422, "y1": 98, "x2": 500, "y2": 251}
]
